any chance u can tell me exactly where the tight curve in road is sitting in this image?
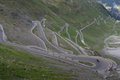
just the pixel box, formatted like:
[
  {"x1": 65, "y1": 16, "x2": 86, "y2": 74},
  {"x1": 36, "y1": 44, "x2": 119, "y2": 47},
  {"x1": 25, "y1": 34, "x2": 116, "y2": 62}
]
[
  {"x1": 78, "y1": 15, "x2": 108, "y2": 46},
  {"x1": 75, "y1": 31, "x2": 79, "y2": 44},
  {"x1": 0, "y1": 24, "x2": 7, "y2": 42},
  {"x1": 58, "y1": 26, "x2": 65, "y2": 35},
  {"x1": 79, "y1": 30, "x2": 88, "y2": 46},
  {"x1": 65, "y1": 23, "x2": 71, "y2": 40},
  {"x1": 31, "y1": 22, "x2": 47, "y2": 50},
  {"x1": 104, "y1": 20, "x2": 120, "y2": 50},
  {"x1": 79, "y1": 19, "x2": 96, "y2": 46},
  {"x1": 33, "y1": 20, "x2": 73, "y2": 54},
  {"x1": 94, "y1": 18, "x2": 100, "y2": 25},
  {"x1": 41, "y1": 18, "x2": 46, "y2": 27},
  {"x1": 47, "y1": 28, "x2": 58, "y2": 46},
  {"x1": 58, "y1": 23, "x2": 71, "y2": 40}
]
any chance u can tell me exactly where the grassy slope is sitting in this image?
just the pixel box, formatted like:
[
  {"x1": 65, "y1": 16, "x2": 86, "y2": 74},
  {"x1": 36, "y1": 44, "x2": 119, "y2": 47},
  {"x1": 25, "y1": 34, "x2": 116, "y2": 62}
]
[
  {"x1": 83, "y1": 18, "x2": 115, "y2": 50},
  {"x1": 0, "y1": 0, "x2": 117, "y2": 50},
  {"x1": 0, "y1": 43, "x2": 104, "y2": 80},
  {"x1": 0, "y1": 0, "x2": 119, "y2": 79},
  {"x1": 43, "y1": 0, "x2": 116, "y2": 50}
]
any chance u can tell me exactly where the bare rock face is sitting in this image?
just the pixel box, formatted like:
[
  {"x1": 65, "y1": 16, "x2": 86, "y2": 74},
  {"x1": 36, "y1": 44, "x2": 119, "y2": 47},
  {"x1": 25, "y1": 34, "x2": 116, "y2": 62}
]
[{"x1": 97, "y1": 0, "x2": 120, "y2": 20}]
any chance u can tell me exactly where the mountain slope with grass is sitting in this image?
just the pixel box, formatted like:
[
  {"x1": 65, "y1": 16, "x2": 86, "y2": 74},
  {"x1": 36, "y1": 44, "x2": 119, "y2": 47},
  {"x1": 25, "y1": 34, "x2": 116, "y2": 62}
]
[
  {"x1": 0, "y1": 0, "x2": 119, "y2": 80},
  {"x1": 0, "y1": 0, "x2": 117, "y2": 50},
  {"x1": 0, "y1": 43, "x2": 105, "y2": 80}
]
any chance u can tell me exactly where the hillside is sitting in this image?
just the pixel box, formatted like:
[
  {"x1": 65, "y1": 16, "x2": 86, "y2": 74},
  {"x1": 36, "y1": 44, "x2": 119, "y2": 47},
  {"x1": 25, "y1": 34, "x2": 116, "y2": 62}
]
[
  {"x1": 0, "y1": 43, "x2": 105, "y2": 80},
  {"x1": 0, "y1": 0, "x2": 115, "y2": 50},
  {"x1": 0, "y1": 0, "x2": 120, "y2": 80}
]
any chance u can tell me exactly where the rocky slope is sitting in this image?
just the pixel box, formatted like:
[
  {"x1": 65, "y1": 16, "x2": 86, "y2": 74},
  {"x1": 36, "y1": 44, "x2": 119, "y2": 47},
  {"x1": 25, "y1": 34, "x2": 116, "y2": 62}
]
[{"x1": 97, "y1": 0, "x2": 120, "y2": 20}]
